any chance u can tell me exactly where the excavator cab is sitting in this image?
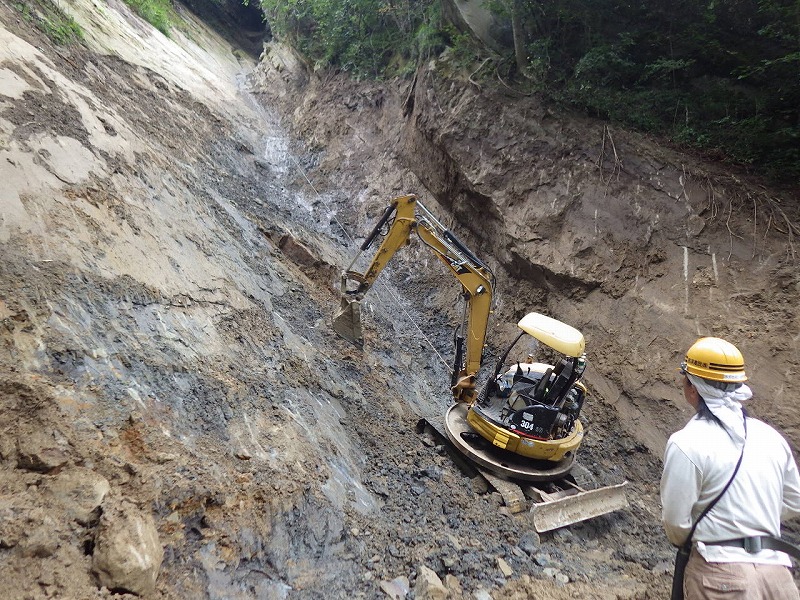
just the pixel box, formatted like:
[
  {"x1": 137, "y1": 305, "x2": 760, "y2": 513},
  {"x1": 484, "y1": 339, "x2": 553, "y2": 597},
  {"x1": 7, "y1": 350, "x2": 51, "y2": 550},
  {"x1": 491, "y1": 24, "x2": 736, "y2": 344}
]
[
  {"x1": 486, "y1": 315, "x2": 588, "y2": 448},
  {"x1": 445, "y1": 312, "x2": 589, "y2": 480},
  {"x1": 497, "y1": 357, "x2": 586, "y2": 442}
]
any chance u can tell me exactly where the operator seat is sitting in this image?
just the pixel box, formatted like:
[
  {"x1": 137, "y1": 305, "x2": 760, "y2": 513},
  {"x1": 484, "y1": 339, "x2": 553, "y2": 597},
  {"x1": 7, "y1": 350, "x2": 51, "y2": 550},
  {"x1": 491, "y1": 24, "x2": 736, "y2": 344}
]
[{"x1": 541, "y1": 357, "x2": 580, "y2": 407}]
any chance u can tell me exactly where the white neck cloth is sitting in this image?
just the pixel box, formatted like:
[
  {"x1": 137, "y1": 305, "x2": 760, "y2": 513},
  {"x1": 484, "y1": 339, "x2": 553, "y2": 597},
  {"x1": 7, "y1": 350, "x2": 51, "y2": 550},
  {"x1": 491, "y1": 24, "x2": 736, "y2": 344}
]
[{"x1": 686, "y1": 373, "x2": 752, "y2": 444}]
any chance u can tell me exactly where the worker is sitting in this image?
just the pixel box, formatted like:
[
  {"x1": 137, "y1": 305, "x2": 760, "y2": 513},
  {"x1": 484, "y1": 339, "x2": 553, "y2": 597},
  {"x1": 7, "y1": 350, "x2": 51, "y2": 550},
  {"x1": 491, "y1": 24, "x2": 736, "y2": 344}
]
[{"x1": 661, "y1": 336, "x2": 800, "y2": 600}]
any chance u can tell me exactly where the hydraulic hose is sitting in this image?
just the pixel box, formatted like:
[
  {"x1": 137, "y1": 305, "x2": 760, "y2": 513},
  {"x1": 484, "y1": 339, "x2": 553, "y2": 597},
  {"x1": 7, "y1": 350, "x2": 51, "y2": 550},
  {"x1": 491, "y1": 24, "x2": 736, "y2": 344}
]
[{"x1": 361, "y1": 204, "x2": 396, "y2": 250}]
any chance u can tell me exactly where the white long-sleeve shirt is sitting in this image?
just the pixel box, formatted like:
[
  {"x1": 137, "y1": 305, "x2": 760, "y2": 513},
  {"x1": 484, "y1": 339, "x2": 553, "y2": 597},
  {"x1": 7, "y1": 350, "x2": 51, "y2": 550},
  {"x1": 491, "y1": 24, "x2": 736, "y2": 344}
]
[{"x1": 661, "y1": 415, "x2": 800, "y2": 566}]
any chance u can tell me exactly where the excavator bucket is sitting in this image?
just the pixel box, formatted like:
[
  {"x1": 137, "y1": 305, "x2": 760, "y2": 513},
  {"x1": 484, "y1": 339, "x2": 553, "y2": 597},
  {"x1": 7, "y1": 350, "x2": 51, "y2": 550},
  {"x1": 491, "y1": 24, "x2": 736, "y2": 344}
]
[
  {"x1": 524, "y1": 481, "x2": 629, "y2": 532},
  {"x1": 332, "y1": 297, "x2": 363, "y2": 346}
]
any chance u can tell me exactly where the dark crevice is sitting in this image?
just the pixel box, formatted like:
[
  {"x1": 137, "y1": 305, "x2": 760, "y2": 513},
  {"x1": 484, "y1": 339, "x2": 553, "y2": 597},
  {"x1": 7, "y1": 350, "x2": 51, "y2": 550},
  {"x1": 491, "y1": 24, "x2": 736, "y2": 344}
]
[{"x1": 179, "y1": 0, "x2": 270, "y2": 58}]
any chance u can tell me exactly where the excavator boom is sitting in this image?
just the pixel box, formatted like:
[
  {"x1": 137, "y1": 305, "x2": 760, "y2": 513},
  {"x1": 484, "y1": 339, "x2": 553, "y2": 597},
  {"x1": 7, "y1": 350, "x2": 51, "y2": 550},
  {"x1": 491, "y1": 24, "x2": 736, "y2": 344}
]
[{"x1": 333, "y1": 194, "x2": 494, "y2": 403}]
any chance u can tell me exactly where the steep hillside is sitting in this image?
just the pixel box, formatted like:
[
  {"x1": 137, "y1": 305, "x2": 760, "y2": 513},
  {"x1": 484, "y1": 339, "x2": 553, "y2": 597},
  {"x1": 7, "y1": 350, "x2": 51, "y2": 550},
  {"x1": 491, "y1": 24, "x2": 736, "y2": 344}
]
[
  {"x1": 0, "y1": 1, "x2": 797, "y2": 599},
  {"x1": 254, "y1": 42, "x2": 800, "y2": 458}
]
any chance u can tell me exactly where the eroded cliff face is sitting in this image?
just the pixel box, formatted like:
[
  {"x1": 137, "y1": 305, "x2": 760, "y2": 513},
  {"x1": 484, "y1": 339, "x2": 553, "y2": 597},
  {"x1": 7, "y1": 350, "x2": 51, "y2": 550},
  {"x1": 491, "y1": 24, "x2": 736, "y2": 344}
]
[
  {"x1": 0, "y1": 3, "x2": 369, "y2": 597},
  {"x1": 402, "y1": 64, "x2": 800, "y2": 456},
  {"x1": 0, "y1": 1, "x2": 797, "y2": 599}
]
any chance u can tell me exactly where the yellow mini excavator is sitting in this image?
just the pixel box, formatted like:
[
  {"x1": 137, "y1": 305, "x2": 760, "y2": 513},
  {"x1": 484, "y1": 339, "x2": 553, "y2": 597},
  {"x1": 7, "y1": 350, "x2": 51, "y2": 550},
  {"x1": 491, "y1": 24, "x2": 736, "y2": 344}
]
[{"x1": 333, "y1": 194, "x2": 627, "y2": 531}]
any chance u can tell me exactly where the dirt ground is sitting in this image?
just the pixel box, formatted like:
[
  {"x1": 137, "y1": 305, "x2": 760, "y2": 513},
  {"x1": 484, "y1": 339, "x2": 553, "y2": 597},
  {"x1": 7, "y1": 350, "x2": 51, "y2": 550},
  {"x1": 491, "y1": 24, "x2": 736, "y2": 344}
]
[{"x1": 0, "y1": 1, "x2": 798, "y2": 599}]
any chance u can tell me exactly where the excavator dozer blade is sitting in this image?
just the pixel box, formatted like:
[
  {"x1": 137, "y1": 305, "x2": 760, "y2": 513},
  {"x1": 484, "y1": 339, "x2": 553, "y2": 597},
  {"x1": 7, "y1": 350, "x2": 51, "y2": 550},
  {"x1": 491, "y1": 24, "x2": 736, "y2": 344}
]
[
  {"x1": 332, "y1": 298, "x2": 363, "y2": 346},
  {"x1": 525, "y1": 481, "x2": 629, "y2": 532}
]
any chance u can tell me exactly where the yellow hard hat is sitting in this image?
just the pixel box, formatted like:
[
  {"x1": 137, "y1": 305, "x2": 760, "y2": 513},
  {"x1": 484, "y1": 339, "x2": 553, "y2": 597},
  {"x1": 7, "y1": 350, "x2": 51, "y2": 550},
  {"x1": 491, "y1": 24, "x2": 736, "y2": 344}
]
[{"x1": 682, "y1": 337, "x2": 747, "y2": 383}]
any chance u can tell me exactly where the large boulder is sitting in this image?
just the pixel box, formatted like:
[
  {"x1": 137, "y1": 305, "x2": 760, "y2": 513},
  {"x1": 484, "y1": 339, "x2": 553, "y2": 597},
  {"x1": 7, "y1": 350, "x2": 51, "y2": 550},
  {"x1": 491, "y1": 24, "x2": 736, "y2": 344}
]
[
  {"x1": 414, "y1": 565, "x2": 449, "y2": 600},
  {"x1": 92, "y1": 500, "x2": 163, "y2": 596}
]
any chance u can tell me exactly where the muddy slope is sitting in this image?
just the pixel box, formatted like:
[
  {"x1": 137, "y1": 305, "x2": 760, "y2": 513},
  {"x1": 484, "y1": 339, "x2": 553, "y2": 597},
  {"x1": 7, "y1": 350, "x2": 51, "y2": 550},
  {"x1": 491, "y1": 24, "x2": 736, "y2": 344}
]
[{"x1": 0, "y1": 2, "x2": 797, "y2": 600}]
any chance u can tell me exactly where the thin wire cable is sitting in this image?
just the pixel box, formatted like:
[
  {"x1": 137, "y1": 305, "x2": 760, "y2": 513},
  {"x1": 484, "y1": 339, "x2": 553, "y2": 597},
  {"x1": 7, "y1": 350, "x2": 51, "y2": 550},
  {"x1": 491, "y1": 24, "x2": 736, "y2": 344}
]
[{"x1": 289, "y1": 155, "x2": 452, "y2": 370}]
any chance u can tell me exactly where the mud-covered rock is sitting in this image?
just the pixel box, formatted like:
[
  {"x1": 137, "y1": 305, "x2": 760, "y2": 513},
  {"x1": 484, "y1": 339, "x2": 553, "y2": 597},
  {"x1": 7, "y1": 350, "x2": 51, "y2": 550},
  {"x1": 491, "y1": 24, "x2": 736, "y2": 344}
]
[
  {"x1": 18, "y1": 514, "x2": 60, "y2": 558},
  {"x1": 415, "y1": 565, "x2": 449, "y2": 600},
  {"x1": 15, "y1": 429, "x2": 71, "y2": 472},
  {"x1": 43, "y1": 466, "x2": 110, "y2": 525},
  {"x1": 92, "y1": 500, "x2": 163, "y2": 595}
]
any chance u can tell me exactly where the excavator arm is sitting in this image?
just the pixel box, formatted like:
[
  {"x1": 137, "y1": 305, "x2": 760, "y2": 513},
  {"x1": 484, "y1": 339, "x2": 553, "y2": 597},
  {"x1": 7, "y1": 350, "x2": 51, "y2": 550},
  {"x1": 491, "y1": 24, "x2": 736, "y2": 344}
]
[{"x1": 333, "y1": 194, "x2": 494, "y2": 404}]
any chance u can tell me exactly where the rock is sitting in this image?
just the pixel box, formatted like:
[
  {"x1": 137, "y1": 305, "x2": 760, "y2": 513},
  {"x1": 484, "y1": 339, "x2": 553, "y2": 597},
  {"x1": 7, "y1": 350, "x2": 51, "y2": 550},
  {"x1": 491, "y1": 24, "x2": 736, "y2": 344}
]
[
  {"x1": 532, "y1": 551, "x2": 550, "y2": 566},
  {"x1": 517, "y1": 531, "x2": 541, "y2": 554},
  {"x1": 0, "y1": 433, "x2": 15, "y2": 461},
  {"x1": 420, "y1": 433, "x2": 437, "y2": 447},
  {"x1": 469, "y1": 476, "x2": 488, "y2": 494},
  {"x1": 379, "y1": 576, "x2": 410, "y2": 599},
  {"x1": 496, "y1": 557, "x2": 512, "y2": 577},
  {"x1": 44, "y1": 467, "x2": 110, "y2": 524},
  {"x1": 686, "y1": 214, "x2": 705, "y2": 237},
  {"x1": 414, "y1": 565, "x2": 448, "y2": 600},
  {"x1": 19, "y1": 516, "x2": 60, "y2": 558},
  {"x1": 92, "y1": 500, "x2": 163, "y2": 596},
  {"x1": 154, "y1": 452, "x2": 178, "y2": 463},
  {"x1": 553, "y1": 528, "x2": 573, "y2": 542},
  {"x1": 444, "y1": 574, "x2": 462, "y2": 597},
  {"x1": 16, "y1": 429, "x2": 70, "y2": 472},
  {"x1": 278, "y1": 234, "x2": 322, "y2": 270}
]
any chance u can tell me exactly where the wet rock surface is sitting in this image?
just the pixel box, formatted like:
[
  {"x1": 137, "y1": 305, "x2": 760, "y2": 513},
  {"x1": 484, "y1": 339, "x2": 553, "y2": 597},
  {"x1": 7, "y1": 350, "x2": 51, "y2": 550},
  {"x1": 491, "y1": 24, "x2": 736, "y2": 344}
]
[{"x1": 0, "y1": 1, "x2": 798, "y2": 599}]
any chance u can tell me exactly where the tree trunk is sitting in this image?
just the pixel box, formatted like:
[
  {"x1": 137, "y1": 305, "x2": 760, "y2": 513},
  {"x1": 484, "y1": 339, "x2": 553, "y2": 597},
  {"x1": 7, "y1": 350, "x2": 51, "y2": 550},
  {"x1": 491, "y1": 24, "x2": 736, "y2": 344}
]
[{"x1": 510, "y1": 0, "x2": 528, "y2": 78}]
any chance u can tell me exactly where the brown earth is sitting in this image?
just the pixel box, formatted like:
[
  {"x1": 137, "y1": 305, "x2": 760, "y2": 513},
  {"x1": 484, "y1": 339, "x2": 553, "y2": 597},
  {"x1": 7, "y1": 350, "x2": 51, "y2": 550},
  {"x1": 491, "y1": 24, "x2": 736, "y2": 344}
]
[{"x1": 0, "y1": 1, "x2": 798, "y2": 599}]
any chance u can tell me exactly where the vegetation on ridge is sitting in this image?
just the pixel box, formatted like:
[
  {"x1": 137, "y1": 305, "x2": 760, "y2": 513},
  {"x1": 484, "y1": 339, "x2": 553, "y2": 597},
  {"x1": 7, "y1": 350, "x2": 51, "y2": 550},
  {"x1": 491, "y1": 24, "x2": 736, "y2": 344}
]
[
  {"x1": 12, "y1": 0, "x2": 84, "y2": 45},
  {"x1": 121, "y1": 0, "x2": 174, "y2": 35},
  {"x1": 257, "y1": 0, "x2": 800, "y2": 184}
]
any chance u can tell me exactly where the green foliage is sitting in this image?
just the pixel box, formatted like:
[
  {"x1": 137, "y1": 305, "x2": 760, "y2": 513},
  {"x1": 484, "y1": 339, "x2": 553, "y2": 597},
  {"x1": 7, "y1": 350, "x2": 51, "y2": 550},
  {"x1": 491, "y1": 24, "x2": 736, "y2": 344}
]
[
  {"x1": 13, "y1": 0, "x2": 84, "y2": 46},
  {"x1": 441, "y1": 25, "x2": 487, "y2": 72},
  {"x1": 506, "y1": 0, "x2": 800, "y2": 182},
  {"x1": 259, "y1": 0, "x2": 443, "y2": 78},
  {"x1": 122, "y1": 0, "x2": 173, "y2": 36},
  {"x1": 257, "y1": 0, "x2": 799, "y2": 181}
]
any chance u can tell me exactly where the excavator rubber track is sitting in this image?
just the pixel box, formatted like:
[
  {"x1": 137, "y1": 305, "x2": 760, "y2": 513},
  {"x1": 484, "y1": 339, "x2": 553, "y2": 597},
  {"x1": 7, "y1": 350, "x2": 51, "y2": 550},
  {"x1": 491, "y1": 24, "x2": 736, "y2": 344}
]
[{"x1": 423, "y1": 403, "x2": 629, "y2": 532}]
